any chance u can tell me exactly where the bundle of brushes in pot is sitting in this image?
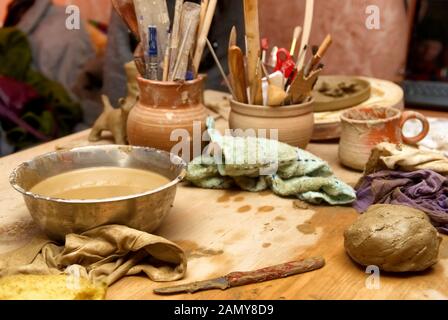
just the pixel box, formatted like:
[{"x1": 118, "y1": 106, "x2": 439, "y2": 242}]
[
  {"x1": 225, "y1": 0, "x2": 332, "y2": 107},
  {"x1": 112, "y1": 0, "x2": 217, "y2": 82}
]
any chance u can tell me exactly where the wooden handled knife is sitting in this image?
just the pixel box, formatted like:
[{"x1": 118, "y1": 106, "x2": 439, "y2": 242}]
[
  {"x1": 228, "y1": 45, "x2": 249, "y2": 103},
  {"x1": 154, "y1": 257, "x2": 325, "y2": 295}
]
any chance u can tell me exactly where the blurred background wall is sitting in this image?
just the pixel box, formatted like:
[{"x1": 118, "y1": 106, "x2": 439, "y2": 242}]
[
  {"x1": 1, "y1": 0, "x2": 410, "y2": 81},
  {"x1": 259, "y1": 0, "x2": 409, "y2": 82},
  {"x1": 0, "y1": 0, "x2": 112, "y2": 24}
]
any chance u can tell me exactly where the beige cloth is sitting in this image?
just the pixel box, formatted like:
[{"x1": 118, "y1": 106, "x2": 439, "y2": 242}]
[
  {"x1": 364, "y1": 142, "x2": 448, "y2": 176},
  {"x1": 0, "y1": 225, "x2": 187, "y2": 286}
]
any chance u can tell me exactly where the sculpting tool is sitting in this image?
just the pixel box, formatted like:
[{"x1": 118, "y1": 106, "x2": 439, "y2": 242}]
[
  {"x1": 252, "y1": 57, "x2": 263, "y2": 105},
  {"x1": 172, "y1": 20, "x2": 193, "y2": 80},
  {"x1": 228, "y1": 45, "x2": 248, "y2": 103},
  {"x1": 154, "y1": 257, "x2": 325, "y2": 295},
  {"x1": 198, "y1": 0, "x2": 210, "y2": 41},
  {"x1": 162, "y1": 33, "x2": 171, "y2": 81},
  {"x1": 243, "y1": 0, "x2": 261, "y2": 101},
  {"x1": 290, "y1": 26, "x2": 302, "y2": 57},
  {"x1": 168, "y1": 0, "x2": 183, "y2": 80},
  {"x1": 207, "y1": 39, "x2": 235, "y2": 97},
  {"x1": 193, "y1": 0, "x2": 218, "y2": 74},
  {"x1": 172, "y1": 2, "x2": 201, "y2": 80},
  {"x1": 228, "y1": 26, "x2": 237, "y2": 49},
  {"x1": 297, "y1": 0, "x2": 314, "y2": 70}
]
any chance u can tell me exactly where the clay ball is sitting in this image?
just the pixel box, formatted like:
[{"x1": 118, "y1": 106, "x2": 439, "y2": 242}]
[{"x1": 344, "y1": 204, "x2": 442, "y2": 272}]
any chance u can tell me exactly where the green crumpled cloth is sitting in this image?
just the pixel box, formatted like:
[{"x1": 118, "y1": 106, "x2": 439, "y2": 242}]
[{"x1": 186, "y1": 119, "x2": 356, "y2": 205}]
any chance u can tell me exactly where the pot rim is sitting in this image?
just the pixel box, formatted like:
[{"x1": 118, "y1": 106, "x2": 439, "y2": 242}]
[
  {"x1": 9, "y1": 145, "x2": 187, "y2": 204},
  {"x1": 137, "y1": 74, "x2": 206, "y2": 87},
  {"x1": 230, "y1": 98, "x2": 315, "y2": 118},
  {"x1": 341, "y1": 106, "x2": 401, "y2": 125}
]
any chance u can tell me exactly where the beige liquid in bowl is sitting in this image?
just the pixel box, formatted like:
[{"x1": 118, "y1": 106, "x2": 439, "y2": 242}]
[{"x1": 30, "y1": 167, "x2": 170, "y2": 200}]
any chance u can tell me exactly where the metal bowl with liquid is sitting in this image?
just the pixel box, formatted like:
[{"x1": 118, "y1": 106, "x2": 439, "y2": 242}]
[{"x1": 9, "y1": 145, "x2": 186, "y2": 241}]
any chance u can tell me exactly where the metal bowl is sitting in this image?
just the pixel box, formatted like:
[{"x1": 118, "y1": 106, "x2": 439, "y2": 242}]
[{"x1": 9, "y1": 145, "x2": 186, "y2": 241}]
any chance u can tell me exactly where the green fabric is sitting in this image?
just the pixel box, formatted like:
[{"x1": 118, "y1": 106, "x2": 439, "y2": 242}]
[
  {"x1": 186, "y1": 119, "x2": 356, "y2": 205},
  {"x1": 0, "y1": 28, "x2": 82, "y2": 149}
]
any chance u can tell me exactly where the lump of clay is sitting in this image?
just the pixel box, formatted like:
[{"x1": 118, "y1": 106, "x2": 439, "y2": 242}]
[{"x1": 344, "y1": 204, "x2": 442, "y2": 272}]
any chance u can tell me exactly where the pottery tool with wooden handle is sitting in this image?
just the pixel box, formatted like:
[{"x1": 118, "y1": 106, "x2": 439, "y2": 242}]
[
  {"x1": 252, "y1": 57, "x2": 263, "y2": 105},
  {"x1": 243, "y1": 0, "x2": 261, "y2": 100},
  {"x1": 172, "y1": 2, "x2": 201, "y2": 80},
  {"x1": 168, "y1": 0, "x2": 183, "y2": 80},
  {"x1": 112, "y1": 0, "x2": 139, "y2": 38},
  {"x1": 297, "y1": 0, "x2": 314, "y2": 70},
  {"x1": 154, "y1": 257, "x2": 325, "y2": 295},
  {"x1": 193, "y1": 0, "x2": 218, "y2": 74},
  {"x1": 290, "y1": 26, "x2": 302, "y2": 57},
  {"x1": 289, "y1": 67, "x2": 323, "y2": 104},
  {"x1": 304, "y1": 34, "x2": 333, "y2": 76},
  {"x1": 228, "y1": 26, "x2": 237, "y2": 49},
  {"x1": 228, "y1": 45, "x2": 248, "y2": 103}
]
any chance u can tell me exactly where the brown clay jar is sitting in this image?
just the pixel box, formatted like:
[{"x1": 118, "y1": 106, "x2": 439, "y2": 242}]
[{"x1": 127, "y1": 76, "x2": 208, "y2": 156}]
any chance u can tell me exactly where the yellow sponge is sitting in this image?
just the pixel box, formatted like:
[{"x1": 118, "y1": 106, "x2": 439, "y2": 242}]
[{"x1": 0, "y1": 275, "x2": 107, "y2": 300}]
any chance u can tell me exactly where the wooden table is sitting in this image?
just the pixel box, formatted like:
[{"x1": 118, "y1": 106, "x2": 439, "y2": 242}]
[{"x1": 0, "y1": 108, "x2": 447, "y2": 300}]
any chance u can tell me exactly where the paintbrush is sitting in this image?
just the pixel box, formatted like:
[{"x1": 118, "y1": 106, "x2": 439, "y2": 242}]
[
  {"x1": 193, "y1": 0, "x2": 218, "y2": 74},
  {"x1": 207, "y1": 39, "x2": 235, "y2": 97},
  {"x1": 304, "y1": 34, "x2": 332, "y2": 76},
  {"x1": 290, "y1": 26, "x2": 302, "y2": 57}
]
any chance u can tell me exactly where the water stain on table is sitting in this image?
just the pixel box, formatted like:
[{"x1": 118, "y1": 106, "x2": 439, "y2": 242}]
[
  {"x1": 258, "y1": 191, "x2": 271, "y2": 197},
  {"x1": 238, "y1": 205, "x2": 252, "y2": 213},
  {"x1": 263, "y1": 243, "x2": 272, "y2": 248},
  {"x1": 258, "y1": 206, "x2": 275, "y2": 213},
  {"x1": 297, "y1": 222, "x2": 316, "y2": 235},
  {"x1": 217, "y1": 190, "x2": 243, "y2": 203},
  {"x1": 234, "y1": 196, "x2": 245, "y2": 202},
  {"x1": 275, "y1": 216, "x2": 286, "y2": 221}
]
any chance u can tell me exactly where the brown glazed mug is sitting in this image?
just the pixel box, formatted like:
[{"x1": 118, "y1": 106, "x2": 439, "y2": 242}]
[{"x1": 339, "y1": 106, "x2": 430, "y2": 171}]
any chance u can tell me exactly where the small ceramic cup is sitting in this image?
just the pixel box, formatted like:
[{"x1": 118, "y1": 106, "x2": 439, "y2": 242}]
[{"x1": 339, "y1": 106, "x2": 430, "y2": 171}]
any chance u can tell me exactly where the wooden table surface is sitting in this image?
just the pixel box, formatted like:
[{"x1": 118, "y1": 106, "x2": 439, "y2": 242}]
[{"x1": 0, "y1": 108, "x2": 447, "y2": 300}]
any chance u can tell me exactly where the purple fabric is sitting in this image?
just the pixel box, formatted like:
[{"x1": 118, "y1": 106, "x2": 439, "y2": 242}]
[{"x1": 354, "y1": 170, "x2": 448, "y2": 234}]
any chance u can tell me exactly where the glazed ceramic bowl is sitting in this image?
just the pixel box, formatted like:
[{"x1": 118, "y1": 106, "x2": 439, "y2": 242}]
[
  {"x1": 9, "y1": 145, "x2": 186, "y2": 241},
  {"x1": 229, "y1": 99, "x2": 315, "y2": 149}
]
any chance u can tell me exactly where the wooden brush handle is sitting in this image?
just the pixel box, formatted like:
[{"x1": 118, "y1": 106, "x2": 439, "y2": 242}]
[
  {"x1": 193, "y1": 0, "x2": 218, "y2": 74},
  {"x1": 228, "y1": 46, "x2": 248, "y2": 103},
  {"x1": 243, "y1": 0, "x2": 261, "y2": 93},
  {"x1": 225, "y1": 257, "x2": 325, "y2": 287}
]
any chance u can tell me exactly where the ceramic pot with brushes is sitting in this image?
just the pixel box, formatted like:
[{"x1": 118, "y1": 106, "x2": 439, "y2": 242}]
[
  {"x1": 127, "y1": 75, "x2": 208, "y2": 159},
  {"x1": 339, "y1": 106, "x2": 430, "y2": 171},
  {"x1": 229, "y1": 98, "x2": 315, "y2": 149}
]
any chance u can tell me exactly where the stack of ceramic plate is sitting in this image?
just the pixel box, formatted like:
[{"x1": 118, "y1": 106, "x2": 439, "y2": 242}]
[{"x1": 312, "y1": 76, "x2": 404, "y2": 141}]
